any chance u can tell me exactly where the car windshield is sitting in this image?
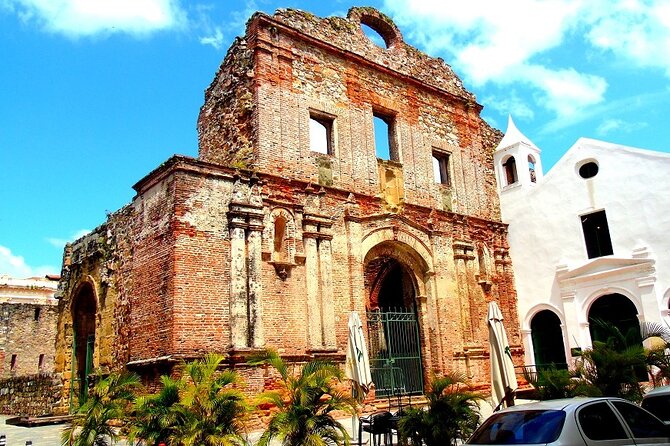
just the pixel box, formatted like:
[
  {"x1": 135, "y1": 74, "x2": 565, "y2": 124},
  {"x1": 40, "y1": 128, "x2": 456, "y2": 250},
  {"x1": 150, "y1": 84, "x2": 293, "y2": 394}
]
[{"x1": 468, "y1": 409, "x2": 566, "y2": 444}]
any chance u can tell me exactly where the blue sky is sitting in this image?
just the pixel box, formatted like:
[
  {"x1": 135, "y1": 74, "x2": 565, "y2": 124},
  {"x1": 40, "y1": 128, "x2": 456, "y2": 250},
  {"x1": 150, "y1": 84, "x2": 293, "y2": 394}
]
[{"x1": 1, "y1": 0, "x2": 669, "y2": 278}]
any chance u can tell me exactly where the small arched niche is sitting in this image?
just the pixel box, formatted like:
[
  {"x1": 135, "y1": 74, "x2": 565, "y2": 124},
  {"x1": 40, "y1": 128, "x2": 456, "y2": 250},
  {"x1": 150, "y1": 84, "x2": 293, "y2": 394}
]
[{"x1": 266, "y1": 208, "x2": 297, "y2": 280}]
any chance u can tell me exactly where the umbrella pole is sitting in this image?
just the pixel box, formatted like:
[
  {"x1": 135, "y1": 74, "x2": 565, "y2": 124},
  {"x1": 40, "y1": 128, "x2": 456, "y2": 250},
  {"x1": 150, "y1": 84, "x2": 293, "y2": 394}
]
[{"x1": 351, "y1": 386, "x2": 361, "y2": 444}]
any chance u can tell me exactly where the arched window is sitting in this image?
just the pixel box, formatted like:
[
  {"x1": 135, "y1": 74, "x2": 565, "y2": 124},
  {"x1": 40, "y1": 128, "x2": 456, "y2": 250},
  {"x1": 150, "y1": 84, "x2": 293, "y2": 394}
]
[
  {"x1": 503, "y1": 156, "x2": 518, "y2": 186},
  {"x1": 528, "y1": 155, "x2": 537, "y2": 183}
]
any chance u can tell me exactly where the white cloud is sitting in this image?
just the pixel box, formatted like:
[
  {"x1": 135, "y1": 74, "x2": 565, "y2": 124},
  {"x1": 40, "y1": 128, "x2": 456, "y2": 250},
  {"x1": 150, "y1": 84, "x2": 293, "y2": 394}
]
[
  {"x1": 596, "y1": 118, "x2": 648, "y2": 136},
  {"x1": 523, "y1": 65, "x2": 608, "y2": 117},
  {"x1": 383, "y1": 0, "x2": 670, "y2": 121},
  {"x1": 8, "y1": 0, "x2": 187, "y2": 37},
  {"x1": 539, "y1": 89, "x2": 668, "y2": 134},
  {"x1": 384, "y1": 0, "x2": 582, "y2": 85},
  {"x1": 200, "y1": 27, "x2": 223, "y2": 49},
  {"x1": 47, "y1": 228, "x2": 91, "y2": 249},
  {"x1": 0, "y1": 245, "x2": 58, "y2": 278},
  {"x1": 585, "y1": 0, "x2": 670, "y2": 75},
  {"x1": 482, "y1": 91, "x2": 535, "y2": 120}
]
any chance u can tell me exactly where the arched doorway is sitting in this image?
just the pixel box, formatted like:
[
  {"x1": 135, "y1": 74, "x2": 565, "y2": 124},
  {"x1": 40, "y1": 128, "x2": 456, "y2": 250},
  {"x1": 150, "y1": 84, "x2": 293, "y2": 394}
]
[
  {"x1": 71, "y1": 283, "x2": 97, "y2": 407},
  {"x1": 588, "y1": 293, "x2": 641, "y2": 346},
  {"x1": 530, "y1": 310, "x2": 567, "y2": 370},
  {"x1": 364, "y1": 244, "x2": 425, "y2": 397},
  {"x1": 588, "y1": 293, "x2": 645, "y2": 380}
]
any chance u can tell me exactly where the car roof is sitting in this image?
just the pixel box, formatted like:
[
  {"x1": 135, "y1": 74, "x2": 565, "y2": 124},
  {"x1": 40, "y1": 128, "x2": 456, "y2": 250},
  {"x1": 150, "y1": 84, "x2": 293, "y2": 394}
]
[
  {"x1": 495, "y1": 397, "x2": 627, "y2": 413},
  {"x1": 644, "y1": 385, "x2": 670, "y2": 398}
]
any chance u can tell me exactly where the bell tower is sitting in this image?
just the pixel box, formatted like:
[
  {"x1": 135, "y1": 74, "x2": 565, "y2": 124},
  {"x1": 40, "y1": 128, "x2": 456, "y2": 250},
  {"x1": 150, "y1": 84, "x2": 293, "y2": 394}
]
[{"x1": 493, "y1": 116, "x2": 543, "y2": 193}]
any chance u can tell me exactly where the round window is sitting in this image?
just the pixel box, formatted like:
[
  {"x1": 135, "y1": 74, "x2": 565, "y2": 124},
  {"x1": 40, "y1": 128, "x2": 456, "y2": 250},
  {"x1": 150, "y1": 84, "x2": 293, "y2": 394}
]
[{"x1": 579, "y1": 161, "x2": 599, "y2": 179}]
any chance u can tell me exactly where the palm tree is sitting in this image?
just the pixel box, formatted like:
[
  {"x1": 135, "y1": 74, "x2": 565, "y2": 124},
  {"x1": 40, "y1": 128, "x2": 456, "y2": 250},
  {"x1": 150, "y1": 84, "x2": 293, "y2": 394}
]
[
  {"x1": 61, "y1": 370, "x2": 141, "y2": 446},
  {"x1": 573, "y1": 319, "x2": 650, "y2": 401},
  {"x1": 128, "y1": 375, "x2": 183, "y2": 445},
  {"x1": 249, "y1": 349, "x2": 357, "y2": 446},
  {"x1": 397, "y1": 373, "x2": 482, "y2": 446},
  {"x1": 641, "y1": 321, "x2": 670, "y2": 386},
  {"x1": 172, "y1": 353, "x2": 249, "y2": 446}
]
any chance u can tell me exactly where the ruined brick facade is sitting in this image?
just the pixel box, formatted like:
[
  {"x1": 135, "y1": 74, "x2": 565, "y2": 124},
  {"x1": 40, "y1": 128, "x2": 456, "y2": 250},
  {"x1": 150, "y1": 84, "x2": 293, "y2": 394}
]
[
  {"x1": 55, "y1": 7, "x2": 521, "y2": 411},
  {"x1": 0, "y1": 275, "x2": 59, "y2": 378}
]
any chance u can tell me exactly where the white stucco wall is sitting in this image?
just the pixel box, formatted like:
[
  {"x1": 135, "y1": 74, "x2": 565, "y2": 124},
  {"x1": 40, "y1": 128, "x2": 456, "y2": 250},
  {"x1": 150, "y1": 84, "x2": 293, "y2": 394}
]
[{"x1": 498, "y1": 137, "x2": 670, "y2": 366}]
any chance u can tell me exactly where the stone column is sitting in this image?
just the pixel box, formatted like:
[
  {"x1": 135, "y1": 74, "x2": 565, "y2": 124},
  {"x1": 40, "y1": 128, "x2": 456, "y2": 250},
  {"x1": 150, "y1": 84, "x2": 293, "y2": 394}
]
[
  {"x1": 319, "y1": 237, "x2": 336, "y2": 348},
  {"x1": 560, "y1": 290, "x2": 582, "y2": 360},
  {"x1": 247, "y1": 224, "x2": 264, "y2": 348},
  {"x1": 229, "y1": 225, "x2": 248, "y2": 349},
  {"x1": 304, "y1": 233, "x2": 321, "y2": 349},
  {"x1": 520, "y1": 328, "x2": 533, "y2": 366},
  {"x1": 344, "y1": 202, "x2": 365, "y2": 315}
]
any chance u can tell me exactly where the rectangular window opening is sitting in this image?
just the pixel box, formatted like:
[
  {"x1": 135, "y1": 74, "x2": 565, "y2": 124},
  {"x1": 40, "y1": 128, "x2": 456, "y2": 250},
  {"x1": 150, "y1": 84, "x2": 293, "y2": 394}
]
[
  {"x1": 581, "y1": 210, "x2": 613, "y2": 259},
  {"x1": 34, "y1": 307, "x2": 41, "y2": 321},
  {"x1": 38, "y1": 354, "x2": 45, "y2": 372},
  {"x1": 373, "y1": 111, "x2": 397, "y2": 161},
  {"x1": 10, "y1": 354, "x2": 17, "y2": 371},
  {"x1": 432, "y1": 150, "x2": 451, "y2": 185},
  {"x1": 309, "y1": 111, "x2": 334, "y2": 155}
]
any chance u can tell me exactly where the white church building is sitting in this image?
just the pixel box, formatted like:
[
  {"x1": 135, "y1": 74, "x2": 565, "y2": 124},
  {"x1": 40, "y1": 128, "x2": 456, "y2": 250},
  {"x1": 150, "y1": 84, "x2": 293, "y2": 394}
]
[{"x1": 494, "y1": 117, "x2": 670, "y2": 368}]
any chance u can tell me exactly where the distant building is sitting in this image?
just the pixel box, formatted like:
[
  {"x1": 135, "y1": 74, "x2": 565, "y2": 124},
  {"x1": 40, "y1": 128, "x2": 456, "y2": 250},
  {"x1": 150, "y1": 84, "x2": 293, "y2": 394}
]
[
  {"x1": 0, "y1": 275, "x2": 59, "y2": 377},
  {"x1": 495, "y1": 117, "x2": 670, "y2": 368}
]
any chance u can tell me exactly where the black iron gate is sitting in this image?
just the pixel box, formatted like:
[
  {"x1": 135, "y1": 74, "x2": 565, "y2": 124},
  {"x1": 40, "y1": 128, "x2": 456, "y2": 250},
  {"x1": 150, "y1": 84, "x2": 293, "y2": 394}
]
[{"x1": 366, "y1": 309, "x2": 424, "y2": 397}]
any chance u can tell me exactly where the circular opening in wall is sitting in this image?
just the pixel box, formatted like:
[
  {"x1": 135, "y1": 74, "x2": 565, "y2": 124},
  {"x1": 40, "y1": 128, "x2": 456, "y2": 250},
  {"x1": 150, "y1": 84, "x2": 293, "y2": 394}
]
[{"x1": 578, "y1": 161, "x2": 599, "y2": 179}]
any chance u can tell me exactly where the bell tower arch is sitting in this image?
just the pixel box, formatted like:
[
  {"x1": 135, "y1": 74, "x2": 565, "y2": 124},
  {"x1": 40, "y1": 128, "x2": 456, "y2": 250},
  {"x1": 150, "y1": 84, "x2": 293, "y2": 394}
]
[{"x1": 494, "y1": 116, "x2": 543, "y2": 192}]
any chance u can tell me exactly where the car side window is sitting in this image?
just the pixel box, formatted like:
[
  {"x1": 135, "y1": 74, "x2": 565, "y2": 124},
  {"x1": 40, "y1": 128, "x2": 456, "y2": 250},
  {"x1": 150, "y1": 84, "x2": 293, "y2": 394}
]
[
  {"x1": 612, "y1": 401, "x2": 667, "y2": 438},
  {"x1": 578, "y1": 402, "x2": 628, "y2": 441},
  {"x1": 642, "y1": 395, "x2": 670, "y2": 422}
]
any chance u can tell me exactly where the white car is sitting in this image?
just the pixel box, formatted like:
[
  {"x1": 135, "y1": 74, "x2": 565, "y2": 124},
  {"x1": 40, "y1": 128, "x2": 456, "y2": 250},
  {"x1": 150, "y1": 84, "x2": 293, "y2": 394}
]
[{"x1": 467, "y1": 397, "x2": 670, "y2": 445}]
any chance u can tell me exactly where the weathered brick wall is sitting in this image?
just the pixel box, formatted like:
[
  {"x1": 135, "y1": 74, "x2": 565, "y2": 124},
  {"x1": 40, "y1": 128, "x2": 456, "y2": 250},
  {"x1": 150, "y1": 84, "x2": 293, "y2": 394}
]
[
  {"x1": 54, "y1": 205, "x2": 136, "y2": 412},
  {"x1": 198, "y1": 38, "x2": 256, "y2": 168},
  {"x1": 123, "y1": 158, "x2": 520, "y2": 385},
  {"x1": 170, "y1": 167, "x2": 234, "y2": 355},
  {"x1": 0, "y1": 303, "x2": 58, "y2": 378},
  {"x1": 0, "y1": 374, "x2": 62, "y2": 416},
  {"x1": 128, "y1": 172, "x2": 177, "y2": 362},
  {"x1": 199, "y1": 7, "x2": 504, "y2": 221}
]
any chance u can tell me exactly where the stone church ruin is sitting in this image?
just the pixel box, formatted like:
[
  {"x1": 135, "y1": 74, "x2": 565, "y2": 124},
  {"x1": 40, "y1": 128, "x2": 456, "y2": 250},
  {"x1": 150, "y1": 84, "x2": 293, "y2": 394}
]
[{"x1": 55, "y1": 7, "x2": 521, "y2": 410}]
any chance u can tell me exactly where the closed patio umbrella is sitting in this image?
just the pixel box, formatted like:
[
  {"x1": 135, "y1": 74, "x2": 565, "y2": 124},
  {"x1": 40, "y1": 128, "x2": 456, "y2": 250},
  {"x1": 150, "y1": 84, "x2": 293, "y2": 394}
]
[
  {"x1": 345, "y1": 311, "x2": 374, "y2": 442},
  {"x1": 345, "y1": 311, "x2": 373, "y2": 400},
  {"x1": 488, "y1": 301, "x2": 518, "y2": 411}
]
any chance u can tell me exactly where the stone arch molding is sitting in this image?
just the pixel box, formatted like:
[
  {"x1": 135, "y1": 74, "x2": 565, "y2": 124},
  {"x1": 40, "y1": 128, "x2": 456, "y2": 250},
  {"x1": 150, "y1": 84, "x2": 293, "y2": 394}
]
[
  {"x1": 70, "y1": 275, "x2": 100, "y2": 315},
  {"x1": 362, "y1": 228, "x2": 433, "y2": 298},
  {"x1": 580, "y1": 287, "x2": 643, "y2": 325},
  {"x1": 523, "y1": 303, "x2": 566, "y2": 331}
]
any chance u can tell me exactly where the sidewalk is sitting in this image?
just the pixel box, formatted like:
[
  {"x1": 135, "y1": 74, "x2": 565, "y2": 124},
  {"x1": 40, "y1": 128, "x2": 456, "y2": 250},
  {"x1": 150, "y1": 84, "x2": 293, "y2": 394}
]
[
  {"x1": 0, "y1": 398, "x2": 525, "y2": 445},
  {"x1": 0, "y1": 416, "x2": 63, "y2": 445}
]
